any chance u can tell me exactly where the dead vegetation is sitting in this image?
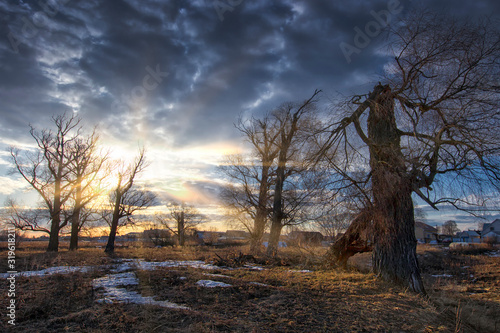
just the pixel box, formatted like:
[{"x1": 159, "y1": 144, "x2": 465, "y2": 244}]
[{"x1": 0, "y1": 244, "x2": 498, "y2": 332}]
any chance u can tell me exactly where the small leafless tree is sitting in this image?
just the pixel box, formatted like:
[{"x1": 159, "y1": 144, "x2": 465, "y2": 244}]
[
  {"x1": 103, "y1": 149, "x2": 155, "y2": 253},
  {"x1": 155, "y1": 201, "x2": 205, "y2": 246},
  {"x1": 442, "y1": 220, "x2": 460, "y2": 236}
]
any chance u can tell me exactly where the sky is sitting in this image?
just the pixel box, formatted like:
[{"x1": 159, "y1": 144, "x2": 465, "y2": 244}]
[{"x1": 1, "y1": 0, "x2": 500, "y2": 232}]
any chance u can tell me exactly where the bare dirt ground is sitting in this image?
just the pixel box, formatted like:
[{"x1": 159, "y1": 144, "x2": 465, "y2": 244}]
[{"x1": 0, "y1": 242, "x2": 499, "y2": 332}]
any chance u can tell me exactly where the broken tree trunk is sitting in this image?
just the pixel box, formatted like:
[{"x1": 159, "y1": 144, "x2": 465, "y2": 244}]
[{"x1": 328, "y1": 210, "x2": 373, "y2": 267}]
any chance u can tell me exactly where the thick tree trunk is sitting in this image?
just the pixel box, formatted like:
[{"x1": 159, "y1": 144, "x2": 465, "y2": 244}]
[
  {"x1": 266, "y1": 220, "x2": 283, "y2": 257},
  {"x1": 105, "y1": 192, "x2": 122, "y2": 253},
  {"x1": 368, "y1": 85, "x2": 426, "y2": 294},
  {"x1": 69, "y1": 215, "x2": 80, "y2": 251},
  {"x1": 250, "y1": 163, "x2": 271, "y2": 254},
  {"x1": 178, "y1": 211, "x2": 185, "y2": 246},
  {"x1": 69, "y1": 178, "x2": 82, "y2": 251},
  {"x1": 250, "y1": 212, "x2": 266, "y2": 253},
  {"x1": 47, "y1": 214, "x2": 60, "y2": 252},
  {"x1": 267, "y1": 157, "x2": 286, "y2": 256},
  {"x1": 47, "y1": 179, "x2": 62, "y2": 252}
]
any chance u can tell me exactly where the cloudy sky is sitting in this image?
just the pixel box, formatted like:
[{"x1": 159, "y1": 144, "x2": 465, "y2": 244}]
[{"x1": 1, "y1": 0, "x2": 499, "y2": 231}]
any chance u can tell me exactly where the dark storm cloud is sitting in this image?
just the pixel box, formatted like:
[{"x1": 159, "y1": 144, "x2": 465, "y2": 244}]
[{"x1": 1, "y1": 0, "x2": 499, "y2": 147}]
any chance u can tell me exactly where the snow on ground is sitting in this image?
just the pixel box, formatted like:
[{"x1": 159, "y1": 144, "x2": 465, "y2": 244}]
[
  {"x1": 249, "y1": 282, "x2": 269, "y2": 287},
  {"x1": 431, "y1": 274, "x2": 453, "y2": 278},
  {"x1": 92, "y1": 272, "x2": 190, "y2": 310},
  {"x1": 0, "y1": 266, "x2": 92, "y2": 279},
  {"x1": 202, "y1": 273, "x2": 231, "y2": 278},
  {"x1": 487, "y1": 251, "x2": 500, "y2": 257},
  {"x1": 0, "y1": 259, "x2": 232, "y2": 280},
  {"x1": 196, "y1": 280, "x2": 232, "y2": 288},
  {"x1": 243, "y1": 264, "x2": 266, "y2": 271},
  {"x1": 131, "y1": 259, "x2": 221, "y2": 271},
  {"x1": 288, "y1": 269, "x2": 313, "y2": 273}
]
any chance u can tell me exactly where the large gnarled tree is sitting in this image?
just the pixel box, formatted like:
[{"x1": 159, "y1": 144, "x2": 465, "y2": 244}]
[{"x1": 322, "y1": 13, "x2": 500, "y2": 294}]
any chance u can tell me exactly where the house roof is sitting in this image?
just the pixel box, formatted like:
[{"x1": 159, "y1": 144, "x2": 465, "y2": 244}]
[
  {"x1": 481, "y1": 219, "x2": 500, "y2": 236},
  {"x1": 415, "y1": 222, "x2": 438, "y2": 233},
  {"x1": 458, "y1": 230, "x2": 480, "y2": 238}
]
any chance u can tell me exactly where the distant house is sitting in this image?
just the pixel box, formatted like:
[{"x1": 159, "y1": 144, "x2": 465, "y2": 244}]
[
  {"x1": 414, "y1": 222, "x2": 438, "y2": 243},
  {"x1": 288, "y1": 231, "x2": 324, "y2": 246},
  {"x1": 457, "y1": 230, "x2": 481, "y2": 243},
  {"x1": 481, "y1": 219, "x2": 500, "y2": 243},
  {"x1": 143, "y1": 229, "x2": 174, "y2": 246},
  {"x1": 225, "y1": 230, "x2": 249, "y2": 240},
  {"x1": 124, "y1": 232, "x2": 143, "y2": 242},
  {"x1": 195, "y1": 231, "x2": 225, "y2": 244}
]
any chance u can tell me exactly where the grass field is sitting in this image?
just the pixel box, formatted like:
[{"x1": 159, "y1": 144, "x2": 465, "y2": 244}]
[{"x1": 0, "y1": 242, "x2": 499, "y2": 332}]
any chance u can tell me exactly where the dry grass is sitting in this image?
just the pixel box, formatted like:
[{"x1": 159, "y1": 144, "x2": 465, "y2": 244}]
[{"x1": 0, "y1": 242, "x2": 498, "y2": 332}]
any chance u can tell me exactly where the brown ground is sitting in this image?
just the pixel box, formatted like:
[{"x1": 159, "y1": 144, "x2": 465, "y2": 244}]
[{"x1": 0, "y1": 242, "x2": 498, "y2": 332}]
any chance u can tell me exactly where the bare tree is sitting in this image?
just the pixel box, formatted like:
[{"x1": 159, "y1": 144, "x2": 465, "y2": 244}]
[
  {"x1": 221, "y1": 91, "x2": 324, "y2": 255},
  {"x1": 155, "y1": 201, "x2": 205, "y2": 246},
  {"x1": 67, "y1": 130, "x2": 108, "y2": 250},
  {"x1": 103, "y1": 149, "x2": 155, "y2": 253},
  {"x1": 267, "y1": 89, "x2": 322, "y2": 256},
  {"x1": 320, "y1": 13, "x2": 500, "y2": 294},
  {"x1": 219, "y1": 113, "x2": 281, "y2": 253},
  {"x1": 442, "y1": 220, "x2": 460, "y2": 236},
  {"x1": 9, "y1": 113, "x2": 83, "y2": 252}
]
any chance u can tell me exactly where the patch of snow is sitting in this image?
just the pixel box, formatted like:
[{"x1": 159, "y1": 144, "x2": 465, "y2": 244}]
[
  {"x1": 131, "y1": 259, "x2": 221, "y2": 271},
  {"x1": 202, "y1": 273, "x2": 231, "y2": 278},
  {"x1": 431, "y1": 274, "x2": 453, "y2": 278},
  {"x1": 196, "y1": 280, "x2": 232, "y2": 288},
  {"x1": 110, "y1": 262, "x2": 135, "y2": 273},
  {"x1": 288, "y1": 270, "x2": 313, "y2": 273},
  {"x1": 92, "y1": 272, "x2": 189, "y2": 310},
  {"x1": 0, "y1": 266, "x2": 92, "y2": 279},
  {"x1": 249, "y1": 282, "x2": 269, "y2": 287},
  {"x1": 92, "y1": 272, "x2": 138, "y2": 288},
  {"x1": 243, "y1": 264, "x2": 266, "y2": 271}
]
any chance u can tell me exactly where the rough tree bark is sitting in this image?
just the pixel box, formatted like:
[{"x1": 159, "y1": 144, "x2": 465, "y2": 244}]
[
  {"x1": 178, "y1": 211, "x2": 185, "y2": 246},
  {"x1": 328, "y1": 210, "x2": 372, "y2": 267},
  {"x1": 266, "y1": 151, "x2": 286, "y2": 256},
  {"x1": 367, "y1": 86, "x2": 425, "y2": 294},
  {"x1": 249, "y1": 160, "x2": 271, "y2": 253},
  {"x1": 105, "y1": 189, "x2": 123, "y2": 253},
  {"x1": 69, "y1": 174, "x2": 82, "y2": 251}
]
